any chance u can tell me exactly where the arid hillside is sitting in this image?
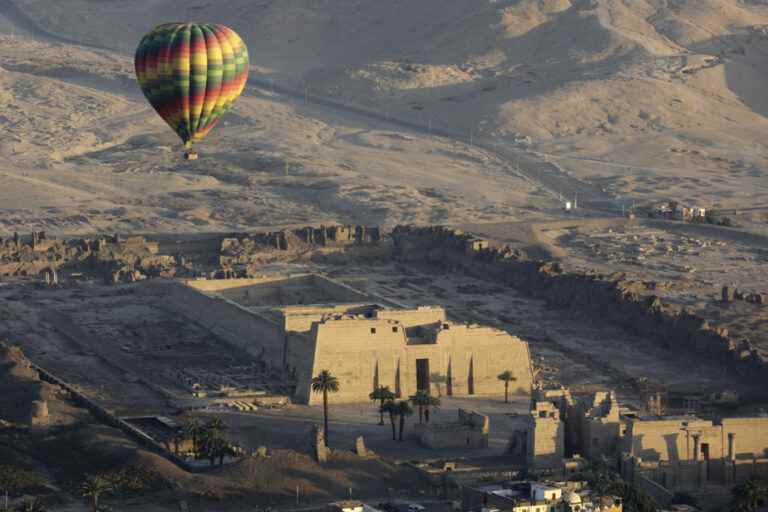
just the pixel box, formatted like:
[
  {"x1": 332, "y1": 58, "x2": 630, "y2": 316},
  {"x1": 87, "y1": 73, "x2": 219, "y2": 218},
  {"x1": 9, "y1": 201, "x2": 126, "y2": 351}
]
[{"x1": 1, "y1": 0, "x2": 768, "y2": 233}]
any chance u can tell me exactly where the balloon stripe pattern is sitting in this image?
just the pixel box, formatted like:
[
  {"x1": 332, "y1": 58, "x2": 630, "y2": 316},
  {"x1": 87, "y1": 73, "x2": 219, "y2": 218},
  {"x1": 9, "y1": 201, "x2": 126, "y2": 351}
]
[{"x1": 135, "y1": 23, "x2": 249, "y2": 148}]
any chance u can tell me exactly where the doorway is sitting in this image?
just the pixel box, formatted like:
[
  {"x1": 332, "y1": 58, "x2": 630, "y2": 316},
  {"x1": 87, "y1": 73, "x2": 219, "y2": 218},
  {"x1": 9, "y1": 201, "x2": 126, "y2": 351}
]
[{"x1": 416, "y1": 358, "x2": 430, "y2": 392}]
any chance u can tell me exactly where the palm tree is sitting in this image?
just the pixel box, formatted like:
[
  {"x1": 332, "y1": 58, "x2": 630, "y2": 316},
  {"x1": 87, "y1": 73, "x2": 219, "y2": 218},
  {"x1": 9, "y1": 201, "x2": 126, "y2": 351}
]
[
  {"x1": 731, "y1": 477, "x2": 768, "y2": 512},
  {"x1": 202, "y1": 436, "x2": 231, "y2": 467},
  {"x1": 81, "y1": 475, "x2": 113, "y2": 512},
  {"x1": 199, "y1": 417, "x2": 230, "y2": 467},
  {"x1": 184, "y1": 418, "x2": 204, "y2": 458},
  {"x1": 370, "y1": 386, "x2": 396, "y2": 425},
  {"x1": 312, "y1": 370, "x2": 340, "y2": 446},
  {"x1": 409, "y1": 390, "x2": 440, "y2": 423},
  {"x1": 497, "y1": 370, "x2": 517, "y2": 403},
  {"x1": 206, "y1": 417, "x2": 228, "y2": 439},
  {"x1": 395, "y1": 400, "x2": 413, "y2": 442},
  {"x1": 380, "y1": 400, "x2": 398, "y2": 440}
]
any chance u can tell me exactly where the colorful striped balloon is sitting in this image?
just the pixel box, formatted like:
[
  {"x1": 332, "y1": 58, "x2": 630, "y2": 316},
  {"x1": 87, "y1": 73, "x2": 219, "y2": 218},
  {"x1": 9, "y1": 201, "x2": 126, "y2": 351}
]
[{"x1": 134, "y1": 23, "x2": 249, "y2": 152}]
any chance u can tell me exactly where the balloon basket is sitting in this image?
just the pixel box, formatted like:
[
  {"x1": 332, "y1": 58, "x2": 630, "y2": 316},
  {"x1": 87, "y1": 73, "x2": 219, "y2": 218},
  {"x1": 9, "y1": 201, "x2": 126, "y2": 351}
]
[{"x1": 184, "y1": 151, "x2": 198, "y2": 161}]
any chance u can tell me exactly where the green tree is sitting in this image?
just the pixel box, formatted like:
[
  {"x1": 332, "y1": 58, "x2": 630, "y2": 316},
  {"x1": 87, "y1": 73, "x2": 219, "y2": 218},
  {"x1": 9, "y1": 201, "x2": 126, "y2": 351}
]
[
  {"x1": 731, "y1": 477, "x2": 768, "y2": 512},
  {"x1": 370, "y1": 386, "x2": 396, "y2": 425},
  {"x1": 0, "y1": 466, "x2": 45, "y2": 509},
  {"x1": 497, "y1": 370, "x2": 517, "y2": 403},
  {"x1": 409, "y1": 390, "x2": 440, "y2": 423},
  {"x1": 312, "y1": 370, "x2": 340, "y2": 446},
  {"x1": 81, "y1": 475, "x2": 113, "y2": 512},
  {"x1": 184, "y1": 418, "x2": 204, "y2": 458},
  {"x1": 380, "y1": 400, "x2": 398, "y2": 440},
  {"x1": 395, "y1": 400, "x2": 414, "y2": 442},
  {"x1": 199, "y1": 417, "x2": 231, "y2": 467}
]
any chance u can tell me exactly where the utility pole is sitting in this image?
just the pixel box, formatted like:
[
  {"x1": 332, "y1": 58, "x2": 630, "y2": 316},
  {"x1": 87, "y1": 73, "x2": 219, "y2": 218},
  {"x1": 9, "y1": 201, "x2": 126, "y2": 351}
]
[
  {"x1": 304, "y1": 84, "x2": 309, "y2": 105},
  {"x1": 574, "y1": 192, "x2": 578, "y2": 210}
]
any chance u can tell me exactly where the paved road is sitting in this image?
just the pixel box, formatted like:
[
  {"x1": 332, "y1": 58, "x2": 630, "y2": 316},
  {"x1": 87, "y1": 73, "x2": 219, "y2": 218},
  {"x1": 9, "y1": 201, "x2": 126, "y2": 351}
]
[{"x1": 0, "y1": 0, "x2": 621, "y2": 215}]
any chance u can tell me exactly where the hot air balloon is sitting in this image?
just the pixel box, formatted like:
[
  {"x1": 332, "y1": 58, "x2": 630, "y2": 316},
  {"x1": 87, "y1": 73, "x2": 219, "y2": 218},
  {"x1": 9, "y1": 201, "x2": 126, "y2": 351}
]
[{"x1": 135, "y1": 23, "x2": 249, "y2": 160}]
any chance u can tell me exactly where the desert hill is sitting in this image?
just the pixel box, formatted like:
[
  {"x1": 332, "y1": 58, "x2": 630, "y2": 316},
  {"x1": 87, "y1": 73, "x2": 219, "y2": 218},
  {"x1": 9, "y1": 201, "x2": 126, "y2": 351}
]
[{"x1": 0, "y1": 0, "x2": 767, "y2": 233}]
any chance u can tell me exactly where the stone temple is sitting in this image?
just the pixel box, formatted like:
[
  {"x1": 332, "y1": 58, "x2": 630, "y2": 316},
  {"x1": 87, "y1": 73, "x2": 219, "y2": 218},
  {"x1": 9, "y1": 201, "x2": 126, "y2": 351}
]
[{"x1": 156, "y1": 274, "x2": 534, "y2": 405}]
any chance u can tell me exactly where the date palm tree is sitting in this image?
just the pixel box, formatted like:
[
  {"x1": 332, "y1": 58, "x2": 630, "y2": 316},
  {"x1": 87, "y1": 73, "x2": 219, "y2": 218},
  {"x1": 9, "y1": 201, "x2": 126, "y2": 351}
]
[
  {"x1": 370, "y1": 386, "x2": 396, "y2": 425},
  {"x1": 184, "y1": 418, "x2": 204, "y2": 458},
  {"x1": 497, "y1": 370, "x2": 517, "y2": 403},
  {"x1": 81, "y1": 475, "x2": 113, "y2": 512},
  {"x1": 395, "y1": 400, "x2": 414, "y2": 442},
  {"x1": 380, "y1": 400, "x2": 398, "y2": 440},
  {"x1": 409, "y1": 390, "x2": 440, "y2": 423},
  {"x1": 199, "y1": 417, "x2": 230, "y2": 467},
  {"x1": 312, "y1": 370, "x2": 340, "y2": 446}
]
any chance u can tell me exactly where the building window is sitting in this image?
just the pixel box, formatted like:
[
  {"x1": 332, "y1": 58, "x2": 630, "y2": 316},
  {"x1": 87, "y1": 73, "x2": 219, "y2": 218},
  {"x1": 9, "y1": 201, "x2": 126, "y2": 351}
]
[
  {"x1": 392, "y1": 326, "x2": 398, "y2": 333},
  {"x1": 371, "y1": 327, "x2": 376, "y2": 334}
]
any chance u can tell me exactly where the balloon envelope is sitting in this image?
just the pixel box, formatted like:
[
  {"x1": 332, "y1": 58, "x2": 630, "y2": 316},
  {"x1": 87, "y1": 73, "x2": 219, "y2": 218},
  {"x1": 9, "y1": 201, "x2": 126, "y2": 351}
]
[{"x1": 135, "y1": 22, "x2": 249, "y2": 149}]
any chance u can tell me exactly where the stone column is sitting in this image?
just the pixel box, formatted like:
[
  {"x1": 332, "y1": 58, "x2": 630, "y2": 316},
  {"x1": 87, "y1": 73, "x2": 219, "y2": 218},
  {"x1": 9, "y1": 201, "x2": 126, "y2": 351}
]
[
  {"x1": 728, "y1": 433, "x2": 736, "y2": 462},
  {"x1": 692, "y1": 434, "x2": 701, "y2": 462}
]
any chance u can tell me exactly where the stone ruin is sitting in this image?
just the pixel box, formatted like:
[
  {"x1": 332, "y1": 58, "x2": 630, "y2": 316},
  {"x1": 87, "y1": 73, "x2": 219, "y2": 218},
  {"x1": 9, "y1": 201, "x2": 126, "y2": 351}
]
[
  {"x1": 219, "y1": 224, "x2": 381, "y2": 274},
  {"x1": 722, "y1": 285, "x2": 766, "y2": 306},
  {"x1": 391, "y1": 225, "x2": 768, "y2": 380},
  {"x1": 355, "y1": 435, "x2": 376, "y2": 458},
  {"x1": 0, "y1": 231, "x2": 180, "y2": 284},
  {"x1": 311, "y1": 424, "x2": 329, "y2": 463}
]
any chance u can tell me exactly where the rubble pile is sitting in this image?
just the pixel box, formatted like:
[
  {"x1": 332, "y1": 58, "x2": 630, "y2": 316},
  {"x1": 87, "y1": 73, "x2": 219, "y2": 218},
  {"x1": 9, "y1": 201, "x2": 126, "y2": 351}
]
[
  {"x1": 0, "y1": 231, "x2": 181, "y2": 284},
  {"x1": 219, "y1": 225, "x2": 381, "y2": 274},
  {"x1": 571, "y1": 229, "x2": 721, "y2": 268}
]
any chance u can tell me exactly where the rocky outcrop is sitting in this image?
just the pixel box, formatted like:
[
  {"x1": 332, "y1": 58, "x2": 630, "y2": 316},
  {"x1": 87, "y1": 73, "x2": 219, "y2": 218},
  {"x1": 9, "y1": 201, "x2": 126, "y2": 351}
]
[
  {"x1": 0, "y1": 232, "x2": 178, "y2": 283},
  {"x1": 219, "y1": 225, "x2": 381, "y2": 271},
  {"x1": 392, "y1": 226, "x2": 768, "y2": 380}
]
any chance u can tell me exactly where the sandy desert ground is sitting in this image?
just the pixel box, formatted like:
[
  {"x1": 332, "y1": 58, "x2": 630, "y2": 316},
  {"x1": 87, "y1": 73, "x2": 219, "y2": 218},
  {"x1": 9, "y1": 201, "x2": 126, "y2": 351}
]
[{"x1": 0, "y1": 0, "x2": 767, "y2": 235}]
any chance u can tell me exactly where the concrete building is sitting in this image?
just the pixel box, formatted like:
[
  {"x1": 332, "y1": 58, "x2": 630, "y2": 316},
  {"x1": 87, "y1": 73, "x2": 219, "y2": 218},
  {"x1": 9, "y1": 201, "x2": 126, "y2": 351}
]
[
  {"x1": 462, "y1": 480, "x2": 622, "y2": 512},
  {"x1": 162, "y1": 275, "x2": 534, "y2": 405}
]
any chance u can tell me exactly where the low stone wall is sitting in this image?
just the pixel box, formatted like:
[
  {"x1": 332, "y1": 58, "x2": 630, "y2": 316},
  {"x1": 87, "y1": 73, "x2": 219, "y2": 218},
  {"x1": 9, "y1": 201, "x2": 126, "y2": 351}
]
[
  {"x1": 143, "y1": 280, "x2": 286, "y2": 369},
  {"x1": 635, "y1": 474, "x2": 674, "y2": 508},
  {"x1": 31, "y1": 363, "x2": 197, "y2": 472},
  {"x1": 391, "y1": 226, "x2": 768, "y2": 382}
]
